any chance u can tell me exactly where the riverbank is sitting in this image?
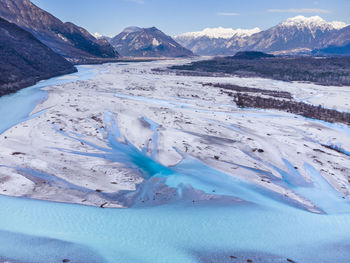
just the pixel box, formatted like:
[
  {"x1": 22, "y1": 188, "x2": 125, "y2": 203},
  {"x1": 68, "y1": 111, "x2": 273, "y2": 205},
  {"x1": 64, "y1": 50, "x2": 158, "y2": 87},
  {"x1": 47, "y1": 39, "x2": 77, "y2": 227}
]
[
  {"x1": 0, "y1": 57, "x2": 167, "y2": 98},
  {"x1": 0, "y1": 67, "x2": 78, "y2": 98}
]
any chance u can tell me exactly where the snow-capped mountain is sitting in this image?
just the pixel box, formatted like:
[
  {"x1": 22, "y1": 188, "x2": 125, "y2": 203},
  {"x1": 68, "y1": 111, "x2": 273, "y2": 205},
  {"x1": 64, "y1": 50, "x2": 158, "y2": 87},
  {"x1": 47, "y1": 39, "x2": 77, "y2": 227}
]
[
  {"x1": 176, "y1": 27, "x2": 261, "y2": 39},
  {"x1": 93, "y1": 32, "x2": 112, "y2": 42},
  {"x1": 93, "y1": 32, "x2": 103, "y2": 39},
  {"x1": 235, "y1": 15, "x2": 348, "y2": 54},
  {"x1": 280, "y1": 16, "x2": 347, "y2": 32},
  {"x1": 110, "y1": 27, "x2": 194, "y2": 57},
  {"x1": 175, "y1": 16, "x2": 349, "y2": 56},
  {"x1": 174, "y1": 27, "x2": 261, "y2": 56}
]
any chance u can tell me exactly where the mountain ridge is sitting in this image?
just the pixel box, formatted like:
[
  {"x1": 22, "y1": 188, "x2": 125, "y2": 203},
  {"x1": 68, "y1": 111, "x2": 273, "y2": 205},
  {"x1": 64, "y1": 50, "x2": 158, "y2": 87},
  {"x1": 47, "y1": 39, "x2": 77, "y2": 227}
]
[
  {"x1": 0, "y1": 17, "x2": 76, "y2": 96},
  {"x1": 0, "y1": 0, "x2": 119, "y2": 63},
  {"x1": 175, "y1": 15, "x2": 350, "y2": 56},
  {"x1": 111, "y1": 26, "x2": 194, "y2": 58}
]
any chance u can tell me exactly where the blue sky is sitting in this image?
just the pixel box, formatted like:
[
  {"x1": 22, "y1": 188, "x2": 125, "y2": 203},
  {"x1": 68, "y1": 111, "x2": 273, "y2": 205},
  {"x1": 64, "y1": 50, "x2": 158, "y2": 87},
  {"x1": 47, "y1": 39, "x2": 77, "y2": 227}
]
[{"x1": 31, "y1": 0, "x2": 350, "y2": 37}]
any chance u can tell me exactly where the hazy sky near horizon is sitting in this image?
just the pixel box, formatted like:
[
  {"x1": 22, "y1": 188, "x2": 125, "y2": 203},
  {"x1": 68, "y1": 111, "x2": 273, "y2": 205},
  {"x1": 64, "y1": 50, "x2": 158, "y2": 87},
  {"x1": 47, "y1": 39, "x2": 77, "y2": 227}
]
[{"x1": 31, "y1": 0, "x2": 350, "y2": 37}]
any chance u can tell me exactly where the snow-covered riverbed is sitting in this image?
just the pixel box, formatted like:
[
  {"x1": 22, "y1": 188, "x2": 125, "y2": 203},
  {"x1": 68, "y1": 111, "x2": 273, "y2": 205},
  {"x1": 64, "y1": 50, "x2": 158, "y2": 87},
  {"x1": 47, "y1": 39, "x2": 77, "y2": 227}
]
[{"x1": 0, "y1": 60, "x2": 350, "y2": 262}]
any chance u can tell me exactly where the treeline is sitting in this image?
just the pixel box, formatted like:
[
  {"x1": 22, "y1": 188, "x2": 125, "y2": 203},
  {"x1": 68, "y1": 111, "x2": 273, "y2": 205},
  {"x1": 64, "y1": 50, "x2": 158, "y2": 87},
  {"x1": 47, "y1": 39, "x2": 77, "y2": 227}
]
[
  {"x1": 171, "y1": 56, "x2": 350, "y2": 86},
  {"x1": 204, "y1": 83, "x2": 293, "y2": 99},
  {"x1": 205, "y1": 82, "x2": 350, "y2": 125},
  {"x1": 229, "y1": 92, "x2": 350, "y2": 125}
]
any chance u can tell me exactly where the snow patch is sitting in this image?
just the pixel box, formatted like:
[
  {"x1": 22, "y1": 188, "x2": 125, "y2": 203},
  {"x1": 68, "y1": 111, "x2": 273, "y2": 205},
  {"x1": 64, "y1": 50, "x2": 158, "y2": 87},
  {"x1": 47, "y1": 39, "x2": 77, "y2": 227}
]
[
  {"x1": 93, "y1": 32, "x2": 103, "y2": 39},
  {"x1": 152, "y1": 38, "x2": 160, "y2": 46},
  {"x1": 57, "y1": 33, "x2": 69, "y2": 42}
]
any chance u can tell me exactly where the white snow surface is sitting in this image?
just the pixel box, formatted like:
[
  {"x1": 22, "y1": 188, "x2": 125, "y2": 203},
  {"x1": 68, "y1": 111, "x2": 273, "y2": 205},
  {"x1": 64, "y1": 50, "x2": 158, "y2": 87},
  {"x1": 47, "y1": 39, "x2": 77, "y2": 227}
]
[
  {"x1": 152, "y1": 38, "x2": 160, "y2": 46},
  {"x1": 93, "y1": 32, "x2": 103, "y2": 39},
  {"x1": 280, "y1": 15, "x2": 348, "y2": 31},
  {"x1": 175, "y1": 27, "x2": 261, "y2": 39}
]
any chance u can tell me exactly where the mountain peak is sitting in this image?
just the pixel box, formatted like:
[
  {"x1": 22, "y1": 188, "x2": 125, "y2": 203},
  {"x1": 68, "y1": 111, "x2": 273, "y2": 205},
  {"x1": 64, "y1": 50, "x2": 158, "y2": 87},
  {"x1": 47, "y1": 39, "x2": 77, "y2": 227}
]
[
  {"x1": 122, "y1": 26, "x2": 142, "y2": 33},
  {"x1": 280, "y1": 15, "x2": 348, "y2": 31},
  {"x1": 111, "y1": 26, "x2": 193, "y2": 58},
  {"x1": 93, "y1": 32, "x2": 103, "y2": 39}
]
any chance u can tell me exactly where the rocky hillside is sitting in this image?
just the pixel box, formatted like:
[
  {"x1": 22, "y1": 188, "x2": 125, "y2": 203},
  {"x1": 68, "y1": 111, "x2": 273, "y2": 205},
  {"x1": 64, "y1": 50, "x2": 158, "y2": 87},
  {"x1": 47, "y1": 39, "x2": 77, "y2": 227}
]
[
  {"x1": 326, "y1": 25, "x2": 350, "y2": 47},
  {"x1": 111, "y1": 27, "x2": 193, "y2": 57},
  {"x1": 0, "y1": 0, "x2": 119, "y2": 63},
  {"x1": 314, "y1": 25, "x2": 350, "y2": 55},
  {"x1": 0, "y1": 17, "x2": 76, "y2": 96}
]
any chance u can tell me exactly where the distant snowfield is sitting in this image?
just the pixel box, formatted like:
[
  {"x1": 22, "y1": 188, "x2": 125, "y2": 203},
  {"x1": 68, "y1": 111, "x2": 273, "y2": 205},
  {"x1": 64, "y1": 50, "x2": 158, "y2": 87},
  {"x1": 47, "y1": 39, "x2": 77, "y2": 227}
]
[{"x1": 0, "y1": 59, "x2": 350, "y2": 262}]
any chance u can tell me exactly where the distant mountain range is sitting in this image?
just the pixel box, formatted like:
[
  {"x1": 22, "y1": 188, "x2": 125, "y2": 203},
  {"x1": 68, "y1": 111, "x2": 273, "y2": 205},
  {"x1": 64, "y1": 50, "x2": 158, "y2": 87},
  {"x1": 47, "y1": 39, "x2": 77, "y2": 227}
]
[
  {"x1": 175, "y1": 16, "x2": 350, "y2": 56},
  {"x1": 0, "y1": 0, "x2": 119, "y2": 63},
  {"x1": 174, "y1": 27, "x2": 261, "y2": 55},
  {"x1": 0, "y1": 17, "x2": 76, "y2": 96},
  {"x1": 110, "y1": 26, "x2": 194, "y2": 57}
]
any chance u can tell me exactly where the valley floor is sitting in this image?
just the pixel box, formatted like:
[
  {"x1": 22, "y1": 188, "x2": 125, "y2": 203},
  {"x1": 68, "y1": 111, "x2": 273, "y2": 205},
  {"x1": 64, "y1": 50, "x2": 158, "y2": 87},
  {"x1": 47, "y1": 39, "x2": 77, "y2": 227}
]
[{"x1": 0, "y1": 59, "x2": 350, "y2": 210}]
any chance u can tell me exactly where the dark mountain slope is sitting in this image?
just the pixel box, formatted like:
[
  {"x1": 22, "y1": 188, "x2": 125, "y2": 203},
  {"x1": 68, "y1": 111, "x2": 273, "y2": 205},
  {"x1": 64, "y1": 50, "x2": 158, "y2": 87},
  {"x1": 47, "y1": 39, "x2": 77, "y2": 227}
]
[
  {"x1": 314, "y1": 43, "x2": 350, "y2": 56},
  {"x1": 0, "y1": 17, "x2": 76, "y2": 96},
  {"x1": 111, "y1": 27, "x2": 193, "y2": 57},
  {"x1": 325, "y1": 25, "x2": 350, "y2": 47},
  {"x1": 0, "y1": 0, "x2": 119, "y2": 63}
]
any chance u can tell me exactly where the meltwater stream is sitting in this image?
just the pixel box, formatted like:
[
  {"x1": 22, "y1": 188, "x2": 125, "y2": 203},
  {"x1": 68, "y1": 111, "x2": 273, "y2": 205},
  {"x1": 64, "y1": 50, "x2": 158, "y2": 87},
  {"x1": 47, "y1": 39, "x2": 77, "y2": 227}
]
[{"x1": 0, "y1": 65, "x2": 350, "y2": 263}]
